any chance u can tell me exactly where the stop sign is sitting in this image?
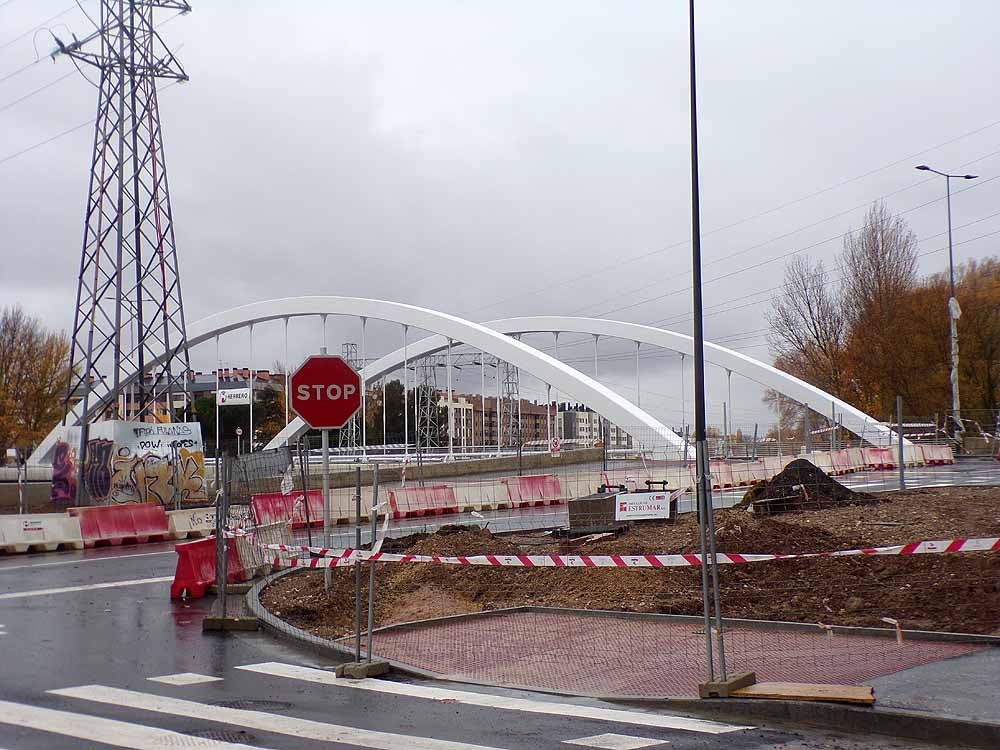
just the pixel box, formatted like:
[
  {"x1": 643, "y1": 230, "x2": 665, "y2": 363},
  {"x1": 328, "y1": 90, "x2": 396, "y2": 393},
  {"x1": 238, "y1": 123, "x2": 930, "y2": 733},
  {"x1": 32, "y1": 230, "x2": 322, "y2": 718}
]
[{"x1": 289, "y1": 355, "x2": 363, "y2": 430}]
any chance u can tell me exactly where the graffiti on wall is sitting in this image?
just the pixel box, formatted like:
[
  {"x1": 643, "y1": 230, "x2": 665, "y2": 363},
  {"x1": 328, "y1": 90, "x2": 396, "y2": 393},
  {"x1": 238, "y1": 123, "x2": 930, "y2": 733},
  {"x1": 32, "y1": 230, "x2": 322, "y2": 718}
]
[{"x1": 49, "y1": 421, "x2": 208, "y2": 506}]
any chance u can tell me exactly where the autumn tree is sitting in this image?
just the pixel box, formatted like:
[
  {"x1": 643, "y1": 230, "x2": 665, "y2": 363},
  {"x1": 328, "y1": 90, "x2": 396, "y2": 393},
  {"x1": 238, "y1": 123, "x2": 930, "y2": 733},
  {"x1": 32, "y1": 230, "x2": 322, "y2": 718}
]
[
  {"x1": 0, "y1": 306, "x2": 70, "y2": 457},
  {"x1": 841, "y1": 201, "x2": 919, "y2": 415}
]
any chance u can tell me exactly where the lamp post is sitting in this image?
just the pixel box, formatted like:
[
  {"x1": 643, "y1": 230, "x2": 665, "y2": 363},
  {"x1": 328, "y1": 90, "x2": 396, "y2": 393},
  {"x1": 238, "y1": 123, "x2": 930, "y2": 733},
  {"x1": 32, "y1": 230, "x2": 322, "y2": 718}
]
[{"x1": 914, "y1": 165, "x2": 977, "y2": 442}]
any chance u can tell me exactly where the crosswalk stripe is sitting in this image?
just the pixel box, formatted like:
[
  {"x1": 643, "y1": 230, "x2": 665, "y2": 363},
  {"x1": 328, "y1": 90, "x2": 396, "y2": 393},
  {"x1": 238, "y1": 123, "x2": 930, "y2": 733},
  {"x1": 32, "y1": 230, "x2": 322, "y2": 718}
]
[
  {"x1": 235, "y1": 662, "x2": 750, "y2": 735},
  {"x1": 50, "y1": 684, "x2": 511, "y2": 750},
  {"x1": 0, "y1": 699, "x2": 266, "y2": 749}
]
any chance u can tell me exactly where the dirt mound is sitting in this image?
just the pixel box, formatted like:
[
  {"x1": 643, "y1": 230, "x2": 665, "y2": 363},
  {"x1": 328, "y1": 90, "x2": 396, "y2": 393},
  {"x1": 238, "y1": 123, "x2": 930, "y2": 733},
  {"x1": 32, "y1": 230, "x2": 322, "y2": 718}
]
[{"x1": 738, "y1": 458, "x2": 877, "y2": 514}]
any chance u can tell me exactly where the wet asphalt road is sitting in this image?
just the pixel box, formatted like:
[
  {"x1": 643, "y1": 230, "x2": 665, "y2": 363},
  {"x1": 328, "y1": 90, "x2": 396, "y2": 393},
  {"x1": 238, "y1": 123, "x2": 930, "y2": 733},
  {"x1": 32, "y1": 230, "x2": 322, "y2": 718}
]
[{"x1": 0, "y1": 464, "x2": 993, "y2": 748}]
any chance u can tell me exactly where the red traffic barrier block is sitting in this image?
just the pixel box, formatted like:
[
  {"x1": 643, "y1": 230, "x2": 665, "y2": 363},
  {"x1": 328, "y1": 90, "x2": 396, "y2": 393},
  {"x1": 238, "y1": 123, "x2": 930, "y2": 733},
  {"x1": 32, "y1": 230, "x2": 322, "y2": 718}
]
[
  {"x1": 387, "y1": 485, "x2": 458, "y2": 519},
  {"x1": 127, "y1": 503, "x2": 169, "y2": 542},
  {"x1": 170, "y1": 535, "x2": 248, "y2": 599},
  {"x1": 68, "y1": 504, "x2": 144, "y2": 547},
  {"x1": 250, "y1": 493, "x2": 294, "y2": 527},
  {"x1": 503, "y1": 474, "x2": 565, "y2": 508}
]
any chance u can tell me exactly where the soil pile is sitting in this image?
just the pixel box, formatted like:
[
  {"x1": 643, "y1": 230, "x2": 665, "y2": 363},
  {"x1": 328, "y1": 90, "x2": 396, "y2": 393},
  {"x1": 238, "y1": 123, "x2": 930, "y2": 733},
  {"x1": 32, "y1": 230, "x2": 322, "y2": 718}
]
[
  {"x1": 737, "y1": 458, "x2": 877, "y2": 514},
  {"x1": 261, "y1": 485, "x2": 1000, "y2": 637}
]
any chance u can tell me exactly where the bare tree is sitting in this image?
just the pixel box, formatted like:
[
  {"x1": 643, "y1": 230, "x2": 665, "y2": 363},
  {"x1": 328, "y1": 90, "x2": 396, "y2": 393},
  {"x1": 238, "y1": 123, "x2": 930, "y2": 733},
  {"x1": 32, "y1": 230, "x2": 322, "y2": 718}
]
[
  {"x1": 0, "y1": 306, "x2": 70, "y2": 457},
  {"x1": 767, "y1": 256, "x2": 849, "y2": 395}
]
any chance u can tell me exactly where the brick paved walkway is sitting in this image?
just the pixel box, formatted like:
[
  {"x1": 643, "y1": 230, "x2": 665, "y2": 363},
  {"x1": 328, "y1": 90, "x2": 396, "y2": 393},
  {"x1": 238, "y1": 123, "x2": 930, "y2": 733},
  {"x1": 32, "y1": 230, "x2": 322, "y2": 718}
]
[{"x1": 362, "y1": 610, "x2": 985, "y2": 697}]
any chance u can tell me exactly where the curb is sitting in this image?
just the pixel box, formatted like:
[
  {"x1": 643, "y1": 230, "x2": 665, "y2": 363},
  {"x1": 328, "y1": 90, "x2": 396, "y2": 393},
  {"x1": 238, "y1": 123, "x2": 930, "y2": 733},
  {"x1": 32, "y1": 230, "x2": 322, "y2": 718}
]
[{"x1": 249, "y1": 571, "x2": 1000, "y2": 749}]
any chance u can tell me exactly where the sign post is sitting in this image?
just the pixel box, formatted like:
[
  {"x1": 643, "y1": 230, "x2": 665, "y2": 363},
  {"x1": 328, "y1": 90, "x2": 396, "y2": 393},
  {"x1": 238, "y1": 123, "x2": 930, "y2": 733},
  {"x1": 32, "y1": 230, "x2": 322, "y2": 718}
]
[
  {"x1": 549, "y1": 435, "x2": 561, "y2": 457},
  {"x1": 289, "y1": 349, "x2": 363, "y2": 591},
  {"x1": 235, "y1": 426, "x2": 243, "y2": 456}
]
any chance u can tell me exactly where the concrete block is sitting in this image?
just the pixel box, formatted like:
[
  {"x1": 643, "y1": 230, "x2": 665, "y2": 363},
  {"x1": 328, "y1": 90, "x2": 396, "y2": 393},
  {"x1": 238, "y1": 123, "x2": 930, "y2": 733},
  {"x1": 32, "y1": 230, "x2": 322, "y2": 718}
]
[
  {"x1": 335, "y1": 660, "x2": 390, "y2": 679},
  {"x1": 699, "y1": 671, "x2": 757, "y2": 698}
]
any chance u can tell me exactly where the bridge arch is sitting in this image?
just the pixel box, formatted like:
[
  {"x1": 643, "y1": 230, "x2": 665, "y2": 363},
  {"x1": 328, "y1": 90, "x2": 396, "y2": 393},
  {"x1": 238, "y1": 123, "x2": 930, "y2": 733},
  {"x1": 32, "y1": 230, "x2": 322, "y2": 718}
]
[
  {"x1": 32, "y1": 298, "x2": 688, "y2": 463},
  {"x1": 268, "y1": 315, "x2": 901, "y2": 449}
]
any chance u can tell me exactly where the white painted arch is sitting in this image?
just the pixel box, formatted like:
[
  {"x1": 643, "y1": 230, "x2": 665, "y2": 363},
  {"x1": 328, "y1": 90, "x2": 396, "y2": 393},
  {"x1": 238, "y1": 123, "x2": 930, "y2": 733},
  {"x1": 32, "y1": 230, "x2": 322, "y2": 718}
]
[
  {"x1": 31, "y1": 298, "x2": 687, "y2": 464},
  {"x1": 269, "y1": 315, "x2": 902, "y2": 449}
]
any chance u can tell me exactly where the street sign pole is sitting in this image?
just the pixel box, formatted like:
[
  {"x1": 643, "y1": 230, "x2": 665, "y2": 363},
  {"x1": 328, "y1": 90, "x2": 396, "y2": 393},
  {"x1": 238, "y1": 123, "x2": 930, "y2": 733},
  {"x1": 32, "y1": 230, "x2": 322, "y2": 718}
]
[
  {"x1": 288, "y1": 347, "x2": 364, "y2": 593},
  {"x1": 319, "y1": 349, "x2": 332, "y2": 590}
]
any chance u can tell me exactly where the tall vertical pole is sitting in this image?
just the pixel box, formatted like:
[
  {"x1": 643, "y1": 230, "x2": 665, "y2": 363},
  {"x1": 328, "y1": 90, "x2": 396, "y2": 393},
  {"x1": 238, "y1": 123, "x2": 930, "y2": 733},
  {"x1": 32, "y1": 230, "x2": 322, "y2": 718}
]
[
  {"x1": 447, "y1": 338, "x2": 454, "y2": 457},
  {"x1": 554, "y1": 333, "x2": 562, "y2": 438},
  {"x1": 354, "y1": 466, "x2": 362, "y2": 663},
  {"x1": 480, "y1": 354, "x2": 486, "y2": 451},
  {"x1": 546, "y1": 384, "x2": 552, "y2": 451},
  {"x1": 215, "y1": 335, "x2": 221, "y2": 466},
  {"x1": 726, "y1": 369, "x2": 733, "y2": 456},
  {"x1": 366, "y1": 463, "x2": 380, "y2": 661},
  {"x1": 945, "y1": 175, "x2": 962, "y2": 442},
  {"x1": 402, "y1": 325, "x2": 409, "y2": 458},
  {"x1": 496, "y1": 359, "x2": 502, "y2": 453},
  {"x1": 804, "y1": 404, "x2": 812, "y2": 452},
  {"x1": 361, "y1": 318, "x2": 367, "y2": 456},
  {"x1": 322, "y1": 314, "x2": 328, "y2": 349},
  {"x1": 897, "y1": 395, "x2": 906, "y2": 490},
  {"x1": 248, "y1": 324, "x2": 254, "y2": 454},
  {"x1": 688, "y1": 0, "x2": 726, "y2": 682},
  {"x1": 681, "y1": 353, "x2": 687, "y2": 436},
  {"x1": 320, "y1": 347, "x2": 331, "y2": 591},
  {"x1": 283, "y1": 317, "x2": 289, "y2": 426},
  {"x1": 635, "y1": 342, "x2": 641, "y2": 408},
  {"x1": 831, "y1": 402, "x2": 836, "y2": 452},
  {"x1": 381, "y1": 378, "x2": 387, "y2": 450}
]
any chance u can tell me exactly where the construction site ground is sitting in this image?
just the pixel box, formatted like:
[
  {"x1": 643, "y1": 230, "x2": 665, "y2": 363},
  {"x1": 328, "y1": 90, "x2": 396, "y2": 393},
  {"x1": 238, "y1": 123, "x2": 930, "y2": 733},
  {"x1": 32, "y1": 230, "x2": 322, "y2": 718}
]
[
  {"x1": 264, "y1": 485, "x2": 999, "y2": 637},
  {"x1": 261, "y1": 484, "x2": 1000, "y2": 698}
]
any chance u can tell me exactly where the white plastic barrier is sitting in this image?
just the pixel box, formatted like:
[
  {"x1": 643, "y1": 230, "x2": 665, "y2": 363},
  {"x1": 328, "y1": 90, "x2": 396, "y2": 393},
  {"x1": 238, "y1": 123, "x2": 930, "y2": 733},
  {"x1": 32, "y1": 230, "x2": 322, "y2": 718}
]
[
  {"x1": 0, "y1": 514, "x2": 83, "y2": 553},
  {"x1": 452, "y1": 481, "x2": 507, "y2": 511},
  {"x1": 802, "y1": 451, "x2": 835, "y2": 474},
  {"x1": 902, "y1": 444, "x2": 925, "y2": 467},
  {"x1": 166, "y1": 508, "x2": 215, "y2": 540}
]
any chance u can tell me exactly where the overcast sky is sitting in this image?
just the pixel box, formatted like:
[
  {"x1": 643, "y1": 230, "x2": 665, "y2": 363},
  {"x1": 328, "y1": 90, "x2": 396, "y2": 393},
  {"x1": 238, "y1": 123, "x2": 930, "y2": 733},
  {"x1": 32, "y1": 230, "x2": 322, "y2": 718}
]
[{"x1": 2, "y1": 1, "x2": 999, "y2": 432}]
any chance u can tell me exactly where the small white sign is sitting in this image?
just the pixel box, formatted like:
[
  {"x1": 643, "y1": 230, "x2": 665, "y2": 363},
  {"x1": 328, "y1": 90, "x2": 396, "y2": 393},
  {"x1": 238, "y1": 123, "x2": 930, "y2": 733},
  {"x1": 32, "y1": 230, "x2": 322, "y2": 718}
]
[
  {"x1": 615, "y1": 491, "x2": 672, "y2": 521},
  {"x1": 549, "y1": 436, "x2": 561, "y2": 456},
  {"x1": 21, "y1": 519, "x2": 43, "y2": 533},
  {"x1": 218, "y1": 388, "x2": 251, "y2": 406}
]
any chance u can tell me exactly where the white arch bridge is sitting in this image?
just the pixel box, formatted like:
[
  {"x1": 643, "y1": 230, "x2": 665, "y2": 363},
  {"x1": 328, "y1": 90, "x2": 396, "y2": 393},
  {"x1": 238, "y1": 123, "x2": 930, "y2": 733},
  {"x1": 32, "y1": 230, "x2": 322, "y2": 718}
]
[{"x1": 31, "y1": 296, "x2": 902, "y2": 464}]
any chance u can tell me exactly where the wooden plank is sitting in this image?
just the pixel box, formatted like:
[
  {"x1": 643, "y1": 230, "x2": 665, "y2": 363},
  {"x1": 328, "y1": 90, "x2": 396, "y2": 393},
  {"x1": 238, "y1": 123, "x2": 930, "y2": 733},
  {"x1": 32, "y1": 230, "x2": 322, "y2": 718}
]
[{"x1": 732, "y1": 682, "x2": 874, "y2": 705}]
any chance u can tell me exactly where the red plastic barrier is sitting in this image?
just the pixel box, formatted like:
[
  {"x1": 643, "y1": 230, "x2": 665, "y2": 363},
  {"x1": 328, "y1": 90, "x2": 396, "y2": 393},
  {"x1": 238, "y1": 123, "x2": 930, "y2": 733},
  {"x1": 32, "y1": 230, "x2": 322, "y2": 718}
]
[
  {"x1": 170, "y1": 535, "x2": 247, "y2": 599},
  {"x1": 503, "y1": 474, "x2": 565, "y2": 508},
  {"x1": 387, "y1": 485, "x2": 458, "y2": 519},
  {"x1": 69, "y1": 504, "x2": 140, "y2": 547},
  {"x1": 862, "y1": 447, "x2": 896, "y2": 470},
  {"x1": 252, "y1": 490, "x2": 326, "y2": 528},
  {"x1": 128, "y1": 503, "x2": 170, "y2": 542}
]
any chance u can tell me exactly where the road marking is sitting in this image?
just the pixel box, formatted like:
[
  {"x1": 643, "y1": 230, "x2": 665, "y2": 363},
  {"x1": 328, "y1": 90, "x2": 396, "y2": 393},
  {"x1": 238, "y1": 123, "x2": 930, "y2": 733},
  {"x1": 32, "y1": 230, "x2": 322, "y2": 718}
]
[
  {"x1": 563, "y1": 734, "x2": 668, "y2": 749},
  {"x1": 148, "y1": 672, "x2": 223, "y2": 685},
  {"x1": 235, "y1": 662, "x2": 749, "y2": 734},
  {"x1": 0, "y1": 576, "x2": 172, "y2": 600},
  {"x1": 0, "y1": 699, "x2": 266, "y2": 749},
  {"x1": 51, "y1": 684, "x2": 514, "y2": 750},
  {"x1": 0, "y1": 550, "x2": 173, "y2": 572}
]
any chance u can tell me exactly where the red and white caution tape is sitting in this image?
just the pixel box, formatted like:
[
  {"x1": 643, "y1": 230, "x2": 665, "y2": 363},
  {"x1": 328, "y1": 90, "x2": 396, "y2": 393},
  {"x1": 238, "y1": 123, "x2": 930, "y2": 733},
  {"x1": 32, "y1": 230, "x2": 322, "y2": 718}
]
[{"x1": 264, "y1": 536, "x2": 1000, "y2": 570}]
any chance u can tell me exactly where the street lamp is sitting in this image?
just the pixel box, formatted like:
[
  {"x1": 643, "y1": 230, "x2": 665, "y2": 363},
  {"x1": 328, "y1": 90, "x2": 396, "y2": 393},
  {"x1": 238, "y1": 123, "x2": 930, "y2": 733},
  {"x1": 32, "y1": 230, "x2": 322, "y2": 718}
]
[{"x1": 914, "y1": 165, "x2": 978, "y2": 442}]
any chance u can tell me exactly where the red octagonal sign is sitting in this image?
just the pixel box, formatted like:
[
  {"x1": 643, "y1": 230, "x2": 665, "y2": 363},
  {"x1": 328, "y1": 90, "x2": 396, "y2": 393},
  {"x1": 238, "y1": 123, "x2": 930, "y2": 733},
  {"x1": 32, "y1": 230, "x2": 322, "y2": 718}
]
[{"x1": 289, "y1": 355, "x2": 363, "y2": 430}]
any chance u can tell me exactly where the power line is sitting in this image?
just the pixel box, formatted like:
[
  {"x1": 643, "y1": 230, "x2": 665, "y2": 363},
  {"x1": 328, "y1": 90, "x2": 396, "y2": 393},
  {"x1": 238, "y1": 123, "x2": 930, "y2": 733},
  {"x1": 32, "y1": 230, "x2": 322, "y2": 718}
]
[
  {"x1": 467, "y1": 116, "x2": 1000, "y2": 316},
  {"x1": 0, "y1": 69, "x2": 75, "y2": 114},
  {"x1": 0, "y1": 5, "x2": 76, "y2": 52},
  {"x1": 0, "y1": 78, "x2": 180, "y2": 168}
]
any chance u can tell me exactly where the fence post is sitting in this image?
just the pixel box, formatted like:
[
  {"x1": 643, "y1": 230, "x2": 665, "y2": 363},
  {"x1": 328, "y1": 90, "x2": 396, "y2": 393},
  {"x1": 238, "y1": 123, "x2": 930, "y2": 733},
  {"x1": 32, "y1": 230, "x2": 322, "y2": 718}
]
[
  {"x1": 354, "y1": 466, "x2": 362, "y2": 664},
  {"x1": 804, "y1": 404, "x2": 811, "y2": 452},
  {"x1": 366, "y1": 463, "x2": 380, "y2": 663},
  {"x1": 897, "y1": 396, "x2": 906, "y2": 490},
  {"x1": 214, "y1": 453, "x2": 230, "y2": 617}
]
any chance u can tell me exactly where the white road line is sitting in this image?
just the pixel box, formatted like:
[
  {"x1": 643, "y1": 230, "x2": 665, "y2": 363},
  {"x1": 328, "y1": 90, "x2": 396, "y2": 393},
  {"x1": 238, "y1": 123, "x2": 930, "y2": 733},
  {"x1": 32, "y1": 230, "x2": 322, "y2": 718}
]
[
  {"x1": 51, "y1": 684, "x2": 514, "y2": 750},
  {"x1": 235, "y1": 662, "x2": 749, "y2": 735},
  {"x1": 564, "y1": 734, "x2": 668, "y2": 749},
  {"x1": 0, "y1": 550, "x2": 173, "y2": 572},
  {"x1": 0, "y1": 576, "x2": 172, "y2": 600},
  {"x1": 148, "y1": 672, "x2": 223, "y2": 685},
  {"x1": 0, "y1": 699, "x2": 266, "y2": 749}
]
